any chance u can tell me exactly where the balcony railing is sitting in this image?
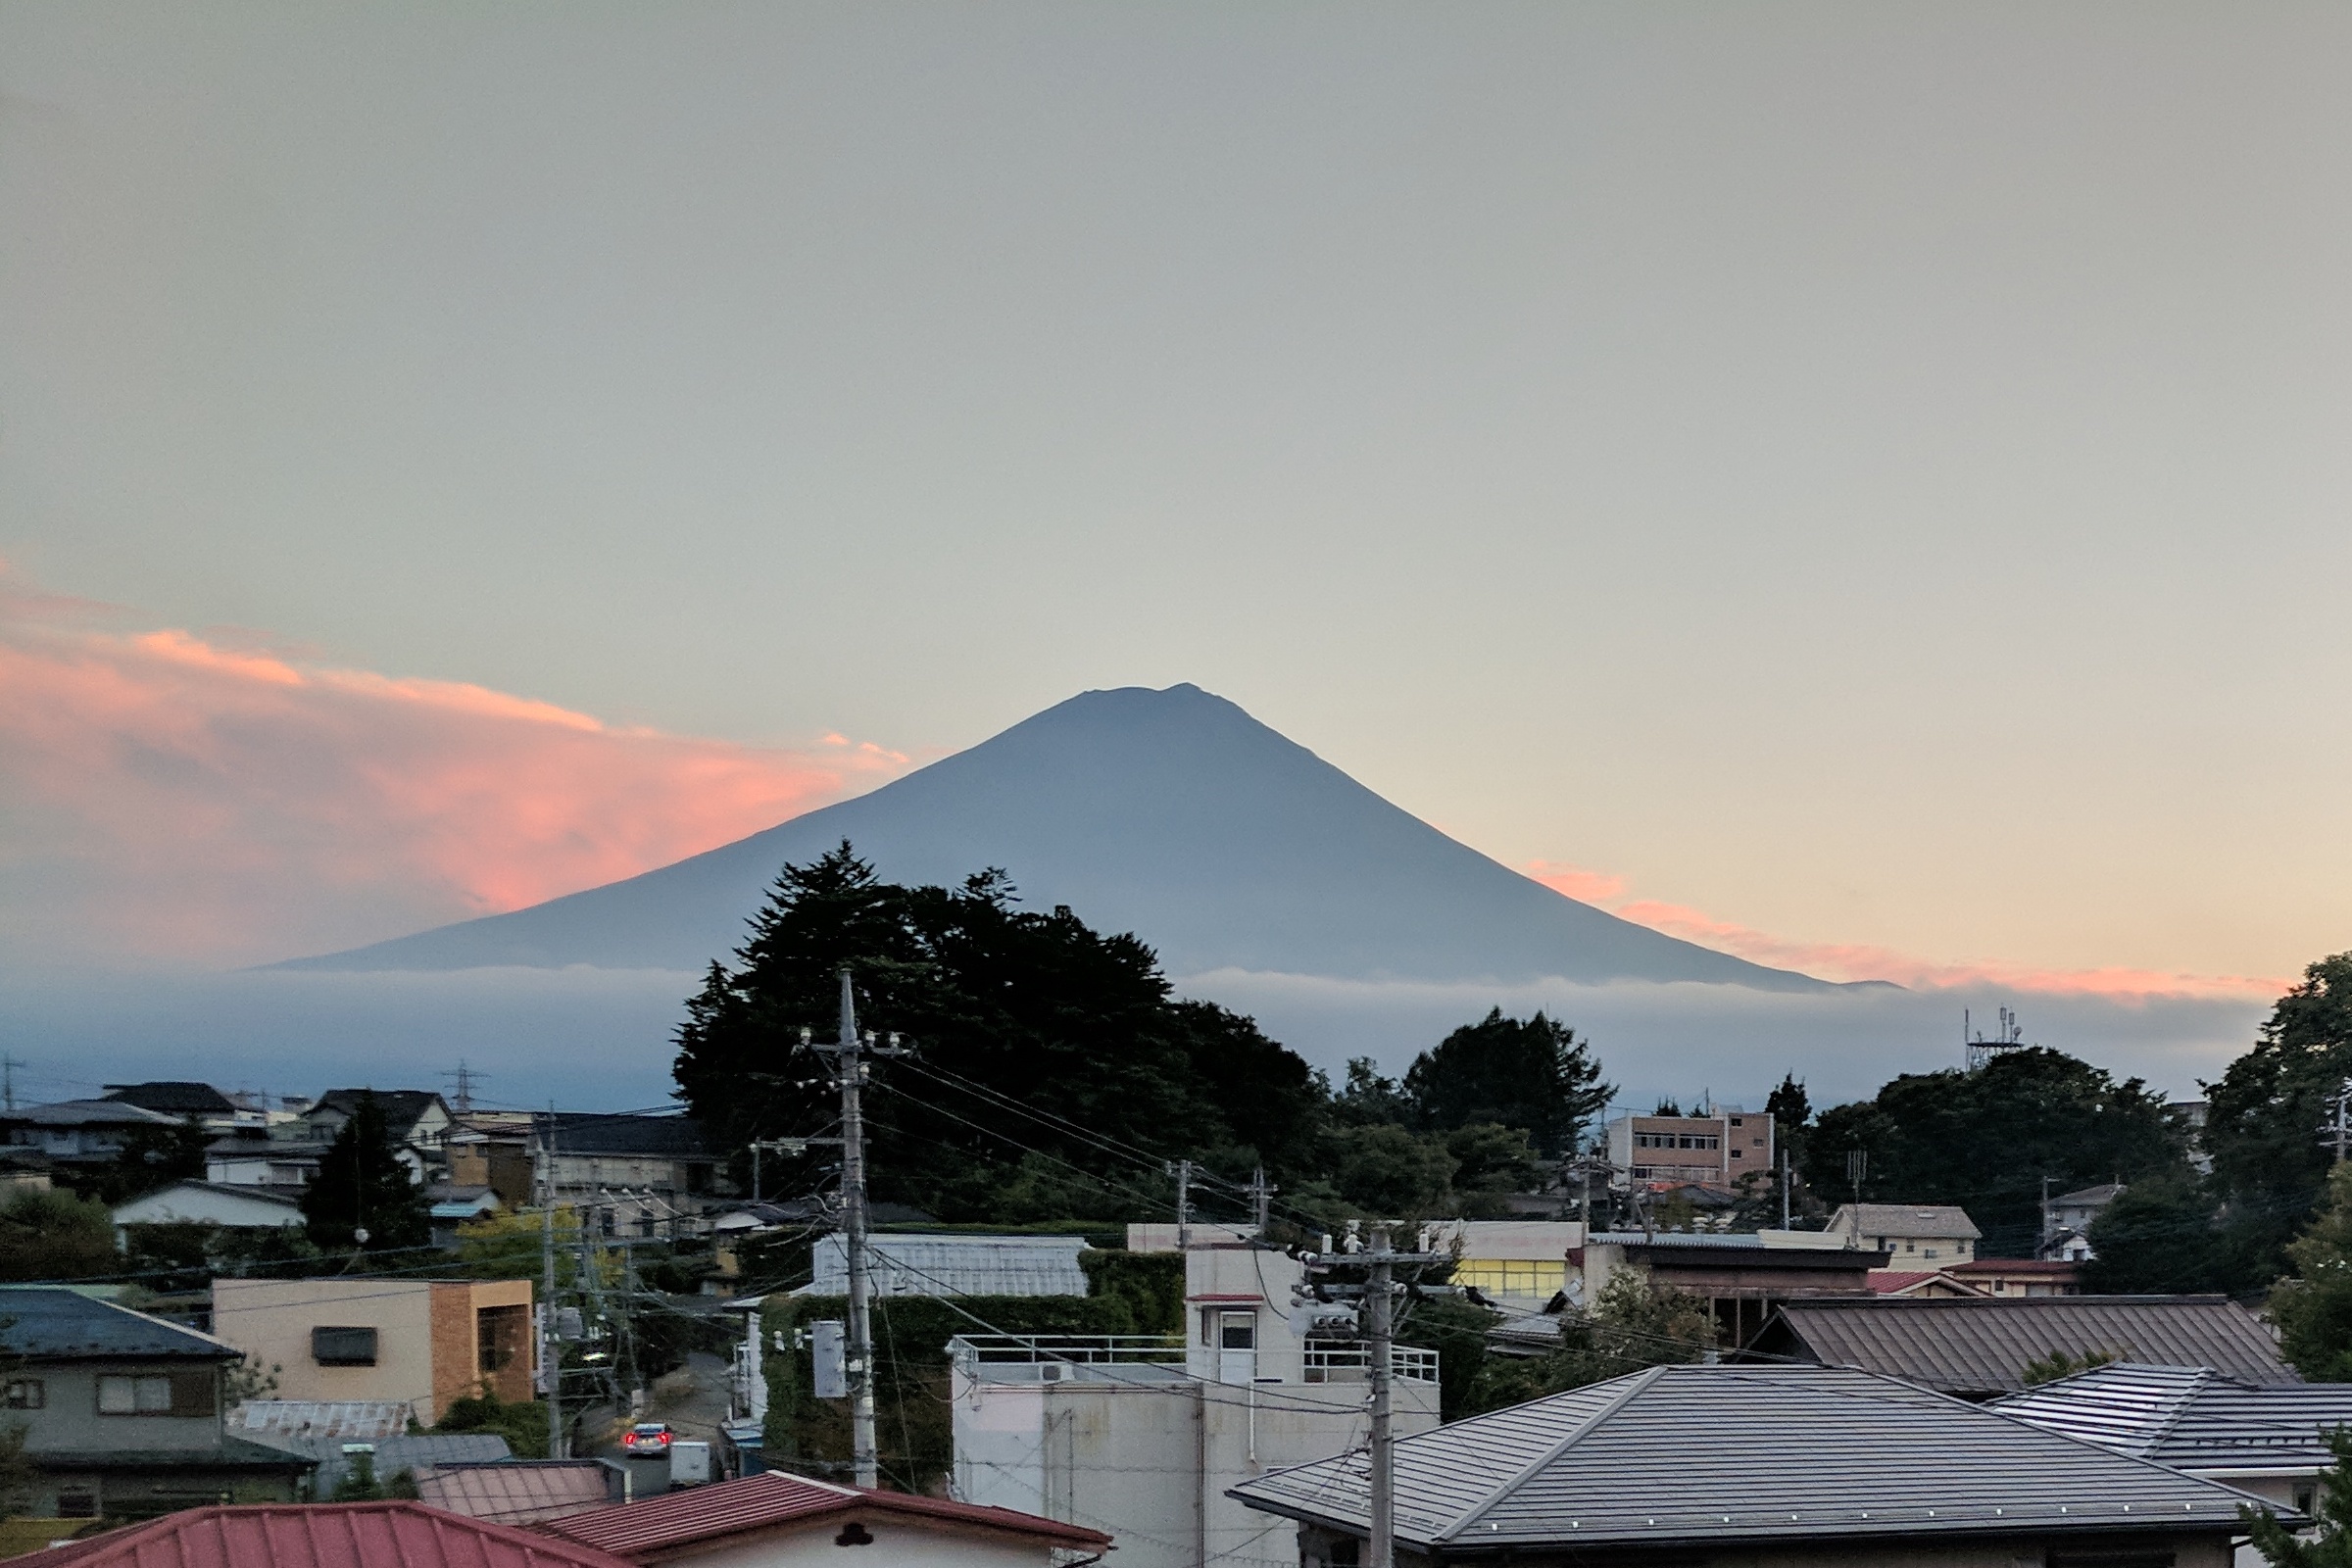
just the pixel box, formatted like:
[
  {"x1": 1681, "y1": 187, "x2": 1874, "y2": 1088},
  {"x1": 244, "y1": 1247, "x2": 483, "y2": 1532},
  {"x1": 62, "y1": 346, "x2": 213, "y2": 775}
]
[
  {"x1": 949, "y1": 1334, "x2": 1186, "y2": 1369},
  {"x1": 1303, "y1": 1343, "x2": 1441, "y2": 1385}
]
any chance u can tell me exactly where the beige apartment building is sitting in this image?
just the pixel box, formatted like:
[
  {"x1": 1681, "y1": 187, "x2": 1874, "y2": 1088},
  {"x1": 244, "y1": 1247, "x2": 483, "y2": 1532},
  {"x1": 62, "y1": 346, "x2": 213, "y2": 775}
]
[
  {"x1": 1604, "y1": 1106, "x2": 1774, "y2": 1190},
  {"x1": 210, "y1": 1277, "x2": 533, "y2": 1425}
]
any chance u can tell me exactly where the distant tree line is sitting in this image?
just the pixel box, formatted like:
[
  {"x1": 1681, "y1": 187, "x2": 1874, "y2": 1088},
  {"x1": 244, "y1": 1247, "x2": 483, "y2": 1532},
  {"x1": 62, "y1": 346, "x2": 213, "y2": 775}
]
[{"x1": 671, "y1": 844, "x2": 1613, "y2": 1229}]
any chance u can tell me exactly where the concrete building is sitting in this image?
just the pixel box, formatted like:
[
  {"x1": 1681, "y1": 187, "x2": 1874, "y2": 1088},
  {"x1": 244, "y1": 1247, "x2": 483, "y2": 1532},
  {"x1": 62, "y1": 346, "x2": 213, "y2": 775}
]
[
  {"x1": 1419, "y1": 1219, "x2": 1583, "y2": 1306},
  {"x1": 951, "y1": 1242, "x2": 1441, "y2": 1568},
  {"x1": 1826, "y1": 1201, "x2": 1982, "y2": 1265},
  {"x1": 1603, "y1": 1105, "x2": 1772, "y2": 1190},
  {"x1": 0, "y1": 1287, "x2": 314, "y2": 1520},
  {"x1": 209, "y1": 1277, "x2": 534, "y2": 1426}
]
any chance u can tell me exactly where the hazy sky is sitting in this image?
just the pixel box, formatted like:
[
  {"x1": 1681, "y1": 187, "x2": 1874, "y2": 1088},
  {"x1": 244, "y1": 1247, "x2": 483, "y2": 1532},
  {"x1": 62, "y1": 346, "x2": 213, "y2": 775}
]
[{"x1": 4, "y1": 2, "x2": 2349, "y2": 999}]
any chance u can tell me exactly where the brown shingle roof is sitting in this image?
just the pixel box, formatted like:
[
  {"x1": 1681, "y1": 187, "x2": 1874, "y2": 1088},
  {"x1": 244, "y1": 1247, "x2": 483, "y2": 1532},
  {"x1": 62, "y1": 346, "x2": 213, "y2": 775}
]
[{"x1": 1745, "y1": 1296, "x2": 2294, "y2": 1396}]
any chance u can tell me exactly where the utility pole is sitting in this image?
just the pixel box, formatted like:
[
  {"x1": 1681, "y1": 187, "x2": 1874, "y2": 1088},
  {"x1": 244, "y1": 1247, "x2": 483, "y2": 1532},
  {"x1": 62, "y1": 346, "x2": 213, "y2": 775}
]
[
  {"x1": 1780, "y1": 1142, "x2": 1791, "y2": 1230},
  {"x1": 1298, "y1": 1225, "x2": 1447, "y2": 1568},
  {"x1": 1366, "y1": 1224, "x2": 1396, "y2": 1568},
  {"x1": 0, "y1": 1054, "x2": 21, "y2": 1112},
  {"x1": 536, "y1": 1113, "x2": 562, "y2": 1459},
  {"x1": 1247, "y1": 1164, "x2": 1274, "y2": 1236},
  {"x1": 1165, "y1": 1158, "x2": 1194, "y2": 1249},
  {"x1": 2324, "y1": 1080, "x2": 2352, "y2": 1165},
  {"x1": 808, "y1": 967, "x2": 906, "y2": 1491}
]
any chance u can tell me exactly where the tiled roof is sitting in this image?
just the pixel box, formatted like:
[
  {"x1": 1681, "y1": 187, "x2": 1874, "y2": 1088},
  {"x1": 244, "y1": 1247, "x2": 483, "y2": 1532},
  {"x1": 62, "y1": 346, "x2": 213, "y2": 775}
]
[
  {"x1": 1832, "y1": 1203, "x2": 1984, "y2": 1240},
  {"x1": 1231, "y1": 1363, "x2": 2281, "y2": 1552},
  {"x1": 1747, "y1": 1296, "x2": 2294, "y2": 1396},
  {"x1": 2, "y1": 1099, "x2": 181, "y2": 1128},
  {"x1": 416, "y1": 1460, "x2": 618, "y2": 1526},
  {"x1": 33, "y1": 1502, "x2": 636, "y2": 1568},
  {"x1": 0, "y1": 1287, "x2": 241, "y2": 1361},
  {"x1": 544, "y1": 1469, "x2": 1110, "y2": 1554},
  {"x1": 541, "y1": 1112, "x2": 712, "y2": 1158},
  {"x1": 103, "y1": 1081, "x2": 237, "y2": 1114},
  {"x1": 1995, "y1": 1362, "x2": 2352, "y2": 1470}
]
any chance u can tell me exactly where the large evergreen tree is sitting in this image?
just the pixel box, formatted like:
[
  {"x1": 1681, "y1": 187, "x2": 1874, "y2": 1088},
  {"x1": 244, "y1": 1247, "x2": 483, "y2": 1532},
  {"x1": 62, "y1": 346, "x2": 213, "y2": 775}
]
[
  {"x1": 1808, "y1": 1048, "x2": 2188, "y2": 1254},
  {"x1": 301, "y1": 1092, "x2": 431, "y2": 1253},
  {"x1": 1400, "y1": 1008, "x2": 1612, "y2": 1157},
  {"x1": 2202, "y1": 954, "x2": 2352, "y2": 1276},
  {"x1": 670, "y1": 845, "x2": 1325, "y2": 1221}
]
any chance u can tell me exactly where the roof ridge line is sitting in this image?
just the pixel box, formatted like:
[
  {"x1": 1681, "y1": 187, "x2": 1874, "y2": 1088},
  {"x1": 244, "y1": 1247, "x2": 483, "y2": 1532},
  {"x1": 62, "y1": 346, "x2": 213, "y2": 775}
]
[
  {"x1": 2146, "y1": 1365, "x2": 2219, "y2": 1454},
  {"x1": 1436, "y1": 1366, "x2": 1667, "y2": 1543}
]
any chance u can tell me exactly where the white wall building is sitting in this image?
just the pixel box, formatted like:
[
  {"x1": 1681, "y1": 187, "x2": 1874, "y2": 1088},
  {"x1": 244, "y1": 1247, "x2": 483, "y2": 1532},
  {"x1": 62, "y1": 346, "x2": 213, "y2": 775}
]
[{"x1": 951, "y1": 1242, "x2": 1442, "y2": 1568}]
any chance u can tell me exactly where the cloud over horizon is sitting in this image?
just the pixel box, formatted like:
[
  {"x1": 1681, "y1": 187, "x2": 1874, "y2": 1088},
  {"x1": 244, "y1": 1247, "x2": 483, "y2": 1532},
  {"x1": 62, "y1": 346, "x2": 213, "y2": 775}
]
[
  {"x1": 0, "y1": 566, "x2": 908, "y2": 966},
  {"x1": 1522, "y1": 859, "x2": 2287, "y2": 1003}
]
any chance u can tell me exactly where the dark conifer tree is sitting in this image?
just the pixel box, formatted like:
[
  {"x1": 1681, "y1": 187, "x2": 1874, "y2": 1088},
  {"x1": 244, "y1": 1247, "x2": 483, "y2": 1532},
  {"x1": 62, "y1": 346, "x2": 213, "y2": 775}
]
[
  {"x1": 301, "y1": 1092, "x2": 431, "y2": 1253},
  {"x1": 1399, "y1": 1008, "x2": 1612, "y2": 1157}
]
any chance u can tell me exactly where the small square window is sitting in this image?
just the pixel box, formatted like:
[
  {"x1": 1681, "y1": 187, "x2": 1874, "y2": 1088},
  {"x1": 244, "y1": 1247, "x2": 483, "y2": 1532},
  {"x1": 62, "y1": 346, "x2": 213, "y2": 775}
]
[
  {"x1": 3, "y1": 1379, "x2": 41, "y2": 1409},
  {"x1": 97, "y1": 1374, "x2": 172, "y2": 1415}
]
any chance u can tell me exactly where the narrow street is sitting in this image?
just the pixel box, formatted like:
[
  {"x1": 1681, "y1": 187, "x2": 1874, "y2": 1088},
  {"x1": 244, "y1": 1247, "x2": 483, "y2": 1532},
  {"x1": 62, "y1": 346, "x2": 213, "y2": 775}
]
[{"x1": 588, "y1": 1348, "x2": 735, "y2": 1496}]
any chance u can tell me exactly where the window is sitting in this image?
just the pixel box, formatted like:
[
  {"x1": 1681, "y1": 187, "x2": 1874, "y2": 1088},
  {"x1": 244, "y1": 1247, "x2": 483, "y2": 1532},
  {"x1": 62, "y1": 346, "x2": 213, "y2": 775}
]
[
  {"x1": 3, "y1": 1378, "x2": 41, "y2": 1409},
  {"x1": 57, "y1": 1491, "x2": 97, "y2": 1519},
  {"x1": 97, "y1": 1375, "x2": 172, "y2": 1415},
  {"x1": 1730, "y1": 1117, "x2": 1742, "y2": 1126},
  {"x1": 313, "y1": 1326, "x2": 379, "y2": 1367},
  {"x1": 1730, "y1": 1149, "x2": 1742, "y2": 1159}
]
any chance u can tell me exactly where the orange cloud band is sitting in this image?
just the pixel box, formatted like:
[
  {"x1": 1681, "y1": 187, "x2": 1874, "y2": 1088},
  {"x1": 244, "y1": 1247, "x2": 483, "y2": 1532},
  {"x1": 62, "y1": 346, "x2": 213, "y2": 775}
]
[
  {"x1": 1522, "y1": 862, "x2": 2285, "y2": 1004},
  {"x1": 0, "y1": 575, "x2": 906, "y2": 964}
]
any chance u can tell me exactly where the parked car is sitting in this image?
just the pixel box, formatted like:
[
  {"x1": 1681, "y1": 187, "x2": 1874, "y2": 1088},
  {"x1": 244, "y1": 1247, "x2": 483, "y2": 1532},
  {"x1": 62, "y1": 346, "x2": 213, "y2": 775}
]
[{"x1": 623, "y1": 1422, "x2": 674, "y2": 1457}]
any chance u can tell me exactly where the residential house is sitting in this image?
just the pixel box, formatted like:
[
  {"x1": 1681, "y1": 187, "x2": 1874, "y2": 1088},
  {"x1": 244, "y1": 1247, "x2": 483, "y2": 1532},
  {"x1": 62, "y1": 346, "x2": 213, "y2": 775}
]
[
  {"x1": 111, "y1": 1180, "x2": 306, "y2": 1248},
  {"x1": 427, "y1": 1186, "x2": 501, "y2": 1249},
  {"x1": 1868, "y1": 1268, "x2": 1990, "y2": 1298},
  {"x1": 0, "y1": 1287, "x2": 314, "y2": 1520},
  {"x1": 1740, "y1": 1294, "x2": 2296, "y2": 1398},
  {"x1": 0, "y1": 1099, "x2": 182, "y2": 1170},
  {"x1": 1950, "y1": 1257, "x2": 2082, "y2": 1298},
  {"x1": 414, "y1": 1459, "x2": 627, "y2": 1525},
  {"x1": 1994, "y1": 1360, "x2": 2352, "y2": 1562},
  {"x1": 1231, "y1": 1363, "x2": 2279, "y2": 1568},
  {"x1": 100, "y1": 1082, "x2": 257, "y2": 1134},
  {"x1": 1826, "y1": 1201, "x2": 1983, "y2": 1265},
  {"x1": 1603, "y1": 1104, "x2": 1773, "y2": 1191},
  {"x1": 808, "y1": 1232, "x2": 1092, "y2": 1298},
  {"x1": 306, "y1": 1090, "x2": 454, "y2": 1180},
  {"x1": 1419, "y1": 1220, "x2": 1583, "y2": 1306},
  {"x1": 540, "y1": 1112, "x2": 726, "y2": 1236},
  {"x1": 1559, "y1": 1229, "x2": 1883, "y2": 1348},
  {"x1": 204, "y1": 1134, "x2": 328, "y2": 1193},
  {"x1": 442, "y1": 1110, "x2": 541, "y2": 1204},
  {"x1": 2043, "y1": 1182, "x2": 2127, "y2": 1262},
  {"x1": 210, "y1": 1276, "x2": 534, "y2": 1425},
  {"x1": 951, "y1": 1241, "x2": 1442, "y2": 1568},
  {"x1": 258, "y1": 1433, "x2": 513, "y2": 1497},
  {"x1": 545, "y1": 1470, "x2": 1109, "y2": 1568},
  {"x1": 28, "y1": 1502, "x2": 639, "y2": 1568}
]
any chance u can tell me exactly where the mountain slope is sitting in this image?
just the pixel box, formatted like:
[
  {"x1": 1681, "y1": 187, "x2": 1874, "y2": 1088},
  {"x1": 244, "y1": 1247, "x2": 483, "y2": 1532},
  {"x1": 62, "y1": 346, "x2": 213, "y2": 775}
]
[{"x1": 274, "y1": 684, "x2": 1835, "y2": 992}]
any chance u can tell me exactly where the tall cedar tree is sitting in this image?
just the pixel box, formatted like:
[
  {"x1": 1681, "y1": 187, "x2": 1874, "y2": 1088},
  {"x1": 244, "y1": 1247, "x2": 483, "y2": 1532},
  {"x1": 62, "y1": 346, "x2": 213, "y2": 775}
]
[
  {"x1": 2203, "y1": 954, "x2": 2352, "y2": 1278},
  {"x1": 1401, "y1": 1008, "x2": 1613, "y2": 1157},
  {"x1": 302, "y1": 1092, "x2": 431, "y2": 1253},
  {"x1": 670, "y1": 845, "x2": 1324, "y2": 1221},
  {"x1": 2271, "y1": 1163, "x2": 2352, "y2": 1382},
  {"x1": 1807, "y1": 1048, "x2": 2188, "y2": 1254}
]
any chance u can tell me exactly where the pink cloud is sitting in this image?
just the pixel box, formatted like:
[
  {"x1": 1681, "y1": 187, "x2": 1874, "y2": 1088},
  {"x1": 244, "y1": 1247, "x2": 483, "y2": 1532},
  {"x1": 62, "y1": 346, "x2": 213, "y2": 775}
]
[
  {"x1": 0, "y1": 566, "x2": 909, "y2": 965},
  {"x1": 1523, "y1": 861, "x2": 2285, "y2": 1004}
]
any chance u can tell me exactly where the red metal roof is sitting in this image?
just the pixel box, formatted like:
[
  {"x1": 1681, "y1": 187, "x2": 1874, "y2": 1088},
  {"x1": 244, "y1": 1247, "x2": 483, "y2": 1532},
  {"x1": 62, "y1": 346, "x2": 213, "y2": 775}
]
[
  {"x1": 33, "y1": 1501, "x2": 639, "y2": 1568},
  {"x1": 543, "y1": 1470, "x2": 1111, "y2": 1555}
]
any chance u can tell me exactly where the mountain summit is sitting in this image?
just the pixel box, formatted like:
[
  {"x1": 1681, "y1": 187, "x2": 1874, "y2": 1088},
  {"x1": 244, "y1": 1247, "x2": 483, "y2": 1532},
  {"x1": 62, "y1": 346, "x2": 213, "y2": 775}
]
[{"x1": 276, "y1": 683, "x2": 1833, "y2": 991}]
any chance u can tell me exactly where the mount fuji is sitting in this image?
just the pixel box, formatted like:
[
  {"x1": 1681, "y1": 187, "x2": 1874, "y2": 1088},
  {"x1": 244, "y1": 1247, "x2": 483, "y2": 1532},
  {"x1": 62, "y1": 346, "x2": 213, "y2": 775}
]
[{"x1": 275, "y1": 683, "x2": 1838, "y2": 993}]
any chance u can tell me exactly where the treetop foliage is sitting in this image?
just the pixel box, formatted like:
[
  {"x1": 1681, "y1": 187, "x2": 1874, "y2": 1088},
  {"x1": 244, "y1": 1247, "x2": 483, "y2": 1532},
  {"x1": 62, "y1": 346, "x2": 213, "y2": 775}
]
[
  {"x1": 301, "y1": 1090, "x2": 431, "y2": 1254},
  {"x1": 1806, "y1": 1048, "x2": 2188, "y2": 1255}
]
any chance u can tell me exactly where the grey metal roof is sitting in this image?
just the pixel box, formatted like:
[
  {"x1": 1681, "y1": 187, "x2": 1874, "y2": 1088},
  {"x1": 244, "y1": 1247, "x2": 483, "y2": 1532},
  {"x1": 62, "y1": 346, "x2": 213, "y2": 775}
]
[
  {"x1": 0, "y1": 1287, "x2": 241, "y2": 1361},
  {"x1": 1745, "y1": 1296, "x2": 2294, "y2": 1396},
  {"x1": 541, "y1": 1112, "x2": 713, "y2": 1158},
  {"x1": 1230, "y1": 1363, "x2": 2281, "y2": 1553},
  {"x1": 1994, "y1": 1362, "x2": 2352, "y2": 1472},
  {"x1": 2, "y1": 1099, "x2": 181, "y2": 1129},
  {"x1": 1832, "y1": 1203, "x2": 1984, "y2": 1241},
  {"x1": 246, "y1": 1432, "x2": 514, "y2": 1494}
]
